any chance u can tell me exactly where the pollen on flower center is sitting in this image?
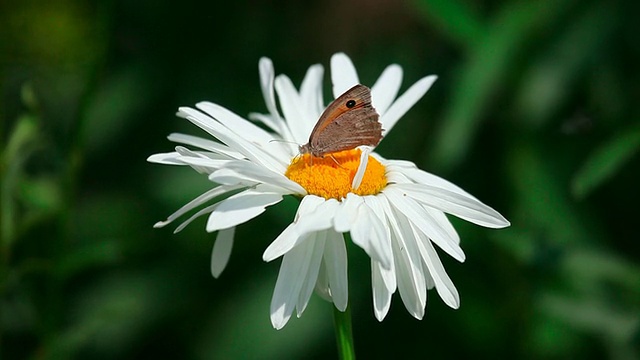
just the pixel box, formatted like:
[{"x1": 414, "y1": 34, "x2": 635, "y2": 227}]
[{"x1": 285, "y1": 149, "x2": 387, "y2": 200}]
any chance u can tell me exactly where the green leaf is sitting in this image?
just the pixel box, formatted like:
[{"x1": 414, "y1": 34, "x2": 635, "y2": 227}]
[{"x1": 572, "y1": 125, "x2": 640, "y2": 198}]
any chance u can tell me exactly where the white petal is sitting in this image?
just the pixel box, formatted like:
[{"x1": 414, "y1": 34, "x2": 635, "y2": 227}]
[
  {"x1": 247, "y1": 112, "x2": 283, "y2": 138},
  {"x1": 206, "y1": 189, "x2": 283, "y2": 232},
  {"x1": 264, "y1": 224, "x2": 304, "y2": 263},
  {"x1": 370, "y1": 195, "x2": 398, "y2": 291},
  {"x1": 397, "y1": 183, "x2": 510, "y2": 228},
  {"x1": 178, "y1": 107, "x2": 287, "y2": 174},
  {"x1": 351, "y1": 147, "x2": 371, "y2": 190},
  {"x1": 398, "y1": 164, "x2": 480, "y2": 199},
  {"x1": 331, "y1": 53, "x2": 359, "y2": 98},
  {"x1": 425, "y1": 207, "x2": 460, "y2": 245},
  {"x1": 423, "y1": 263, "x2": 435, "y2": 289},
  {"x1": 174, "y1": 203, "x2": 218, "y2": 233},
  {"x1": 300, "y1": 64, "x2": 325, "y2": 121},
  {"x1": 263, "y1": 195, "x2": 325, "y2": 261},
  {"x1": 363, "y1": 196, "x2": 393, "y2": 267},
  {"x1": 380, "y1": 75, "x2": 437, "y2": 136},
  {"x1": 294, "y1": 198, "x2": 339, "y2": 235},
  {"x1": 209, "y1": 160, "x2": 305, "y2": 194},
  {"x1": 412, "y1": 223, "x2": 460, "y2": 309},
  {"x1": 371, "y1": 260, "x2": 393, "y2": 321},
  {"x1": 167, "y1": 133, "x2": 243, "y2": 159},
  {"x1": 371, "y1": 64, "x2": 403, "y2": 116},
  {"x1": 270, "y1": 239, "x2": 315, "y2": 330},
  {"x1": 208, "y1": 168, "x2": 258, "y2": 187},
  {"x1": 333, "y1": 193, "x2": 363, "y2": 232},
  {"x1": 350, "y1": 198, "x2": 392, "y2": 269},
  {"x1": 196, "y1": 102, "x2": 292, "y2": 161},
  {"x1": 154, "y1": 184, "x2": 243, "y2": 228},
  {"x1": 259, "y1": 57, "x2": 285, "y2": 131},
  {"x1": 388, "y1": 160, "x2": 466, "y2": 189},
  {"x1": 274, "y1": 74, "x2": 309, "y2": 144},
  {"x1": 296, "y1": 232, "x2": 326, "y2": 317},
  {"x1": 388, "y1": 204, "x2": 427, "y2": 319},
  {"x1": 385, "y1": 167, "x2": 413, "y2": 184},
  {"x1": 173, "y1": 146, "x2": 220, "y2": 174},
  {"x1": 173, "y1": 152, "x2": 230, "y2": 171},
  {"x1": 323, "y1": 230, "x2": 348, "y2": 311},
  {"x1": 210, "y1": 227, "x2": 235, "y2": 278},
  {"x1": 384, "y1": 187, "x2": 466, "y2": 262},
  {"x1": 147, "y1": 152, "x2": 187, "y2": 166},
  {"x1": 314, "y1": 260, "x2": 331, "y2": 301}
]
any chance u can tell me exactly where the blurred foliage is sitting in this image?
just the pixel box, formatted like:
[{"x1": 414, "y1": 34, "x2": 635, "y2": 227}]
[{"x1": 1, "y1": 0, "x2": 639, "y2": 359}]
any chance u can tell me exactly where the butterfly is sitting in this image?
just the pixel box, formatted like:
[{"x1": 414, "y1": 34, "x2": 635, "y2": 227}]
[{"x1": 299, "y1": 84, "x2": 383, "y2": 158}]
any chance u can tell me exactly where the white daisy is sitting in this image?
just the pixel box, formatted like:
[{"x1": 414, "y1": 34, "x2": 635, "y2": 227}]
[{"x1": 148, "y1": 53, "x2": 510, "y2": 329}]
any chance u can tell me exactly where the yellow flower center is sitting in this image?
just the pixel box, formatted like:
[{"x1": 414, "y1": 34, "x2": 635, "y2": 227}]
[{"x1": 285, "y1": 149, "x2": 387, "y2": 200}]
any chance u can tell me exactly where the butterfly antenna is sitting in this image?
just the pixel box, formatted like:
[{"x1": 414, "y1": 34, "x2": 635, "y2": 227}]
[{"x1": 269, "y1": 139, "x2": 299, "y2": 145}]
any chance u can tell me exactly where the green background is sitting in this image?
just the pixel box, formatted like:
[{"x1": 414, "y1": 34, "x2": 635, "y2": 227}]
[{"x1": 2, "y1": 0, "x2": 639, "y2": 358}]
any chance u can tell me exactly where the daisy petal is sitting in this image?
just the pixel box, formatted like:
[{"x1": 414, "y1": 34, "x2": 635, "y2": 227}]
[
  {"x1": 296, "y1": 232, "x2": 326, "y2": 317},
  {"x1": 174, "y1": 203, "x2": 218, "y2": 233},
  {"x1": 208, "y1": 168, "x2": 258, "y2": 187},
  {"x1": 173, "y1": 152, "x2": 230, "y2": 171},
  {"x1": 351, "y1": 147, "x2": 371, "y2": 190},
  {"x1": 362, "y1": 196, "x2": 393, "y2": 267},
  {"x1": 323, "y1": 230, "x2": 348, "y2": 311},
  {"x1": 263, "y1": 195, "x2": 325, "y2": 261},
  {"x1": 412, "y1": 224, "x2": 460, "y2": 309},
  {"x1": 334, "y1": 193, "x2": 363, "y2": 232},
  {"x1": 385, "y1": 187, "x2": 466, "y2": 262},
  {"x1": 258, "y1": 57, "x2": 284, "y2": 127},
  {"x1": 398, "y1": 183, "x2": 510, "y2": 228},
  {"x1": 211, "y1": 227, "x2": 235, "y2": 278},
  {"x1": 206, "y1": 189, "x2": 283, "y2": 232},
  {"x1": 350, "y1": 199, "x2": 392, "y2": 269},
  {"x1": 295, "y1": 198, "x2": 340, "y2": 235},
  {"x1": 425, "y1": 207, "x2": 460, "y2": 245},
  {"x1": 400, "y1": 165, "x2": 478, "y2": 199},
  {"x1": 210, "y1": 160, "x2": 305, "y2": 194},
  {"x1": 247, "y1": 112, "x2": 283, "y2": 137},
  {"x1": 178, "y1": 107, "x2": 287, "y2": 174},
  {"x1": 274, "y1": 74, "x2": 309, "y2": 144},
  {"x1": 154, "y1": 184, "x2": 243, "y2": 228},
  {"x1": 314, "y1": 260, "x2": 331, "y2": 301},
  {"x1": 300, "y1": 64, "x2": 325, "y2": 121},
  {"x1": 195, "y1": 103, "x2": 293, "y2": 165},
  {"x1": 371, "y1": 260, "x2": 393, "y2": 321},
  {"x1": 147, "y1": 152, "x2": 187, "y2": 166},
  {"x1": 167, "y1": 133, "x2": 244, "y2": 159},
  {"x1": 389, "y1": 205, "x2": 427, "y2": 319},
  {"x1": 196, "y1": 102, "x2": 279, "y2": 147},
  {"x1": 371, "y1": 64, "x2": 403, "y2": 116},
  {"x1": 331, "y1": 53, "x2": 359, "y2": 98},
  {"x1": 270, "y1": 239, "x2": 315, "y2": 330},
  {"x1": 381, "y1": 75, "x2": 438, "y2": 136}
]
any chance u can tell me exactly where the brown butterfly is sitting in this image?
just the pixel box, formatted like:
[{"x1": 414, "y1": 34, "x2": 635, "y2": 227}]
[{"x1": 299, "y1": 84, "x2": 383, "y2": 158}]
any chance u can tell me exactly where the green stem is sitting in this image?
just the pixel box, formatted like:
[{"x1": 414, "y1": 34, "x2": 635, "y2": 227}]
[{"x1": 332, "y1": 303, "x2": 356, "y2": 360}]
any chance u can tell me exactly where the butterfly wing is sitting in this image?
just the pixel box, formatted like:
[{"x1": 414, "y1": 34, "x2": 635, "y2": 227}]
[
  {"x1": 309, "y1": 84, "x2": 372, "y2": 139},
  {"x1": 310, "y1": 106, "x2": 382, "y2": 155},
  {"x1": 306, "y1": 84, "x2": 382, "y2": 156}
]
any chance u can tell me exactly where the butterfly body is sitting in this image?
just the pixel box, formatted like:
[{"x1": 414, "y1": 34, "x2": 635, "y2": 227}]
[{"x1": 299, "y1": 84, "x2": 382, "y2": 158}]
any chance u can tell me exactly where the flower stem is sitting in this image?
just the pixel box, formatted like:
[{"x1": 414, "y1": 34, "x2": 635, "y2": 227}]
[{"x1": 332, "y1": 303, "x2": 356, "y2": 360}]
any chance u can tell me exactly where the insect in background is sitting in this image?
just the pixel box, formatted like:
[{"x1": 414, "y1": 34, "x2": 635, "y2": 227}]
[{"x1": 299, "y1": 84, "x2": 383, "y2": 158}]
